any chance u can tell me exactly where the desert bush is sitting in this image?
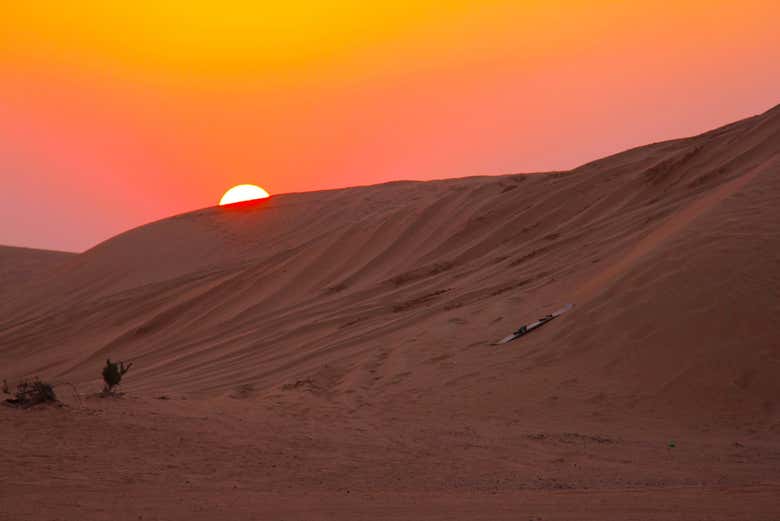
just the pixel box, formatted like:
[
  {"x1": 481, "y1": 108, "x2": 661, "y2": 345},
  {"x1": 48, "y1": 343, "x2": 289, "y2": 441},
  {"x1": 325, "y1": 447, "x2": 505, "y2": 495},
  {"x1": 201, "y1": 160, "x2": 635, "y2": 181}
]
[
  {"x1": 102, "y1": 359, "x2": 133, "y2": 393},
  {"x1": 4, "y1": 378, "x2": 57, "y2": 408}
]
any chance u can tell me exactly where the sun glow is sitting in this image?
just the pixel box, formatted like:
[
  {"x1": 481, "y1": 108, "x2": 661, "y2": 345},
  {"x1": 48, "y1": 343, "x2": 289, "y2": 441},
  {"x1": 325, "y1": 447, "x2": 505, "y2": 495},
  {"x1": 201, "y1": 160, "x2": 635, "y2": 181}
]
[{"x1": 219, "y1": 184, "x2": 270, "y2": 205}]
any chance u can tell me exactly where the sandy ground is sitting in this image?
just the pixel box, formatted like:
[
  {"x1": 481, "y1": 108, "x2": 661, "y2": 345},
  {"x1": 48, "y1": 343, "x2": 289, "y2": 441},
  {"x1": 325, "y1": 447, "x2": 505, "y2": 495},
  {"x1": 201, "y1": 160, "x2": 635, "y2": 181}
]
[
  {"x1": 2, "y1": 105, "x2": 780, "y2": 519},
  {"x1": 3, "y1": 396, "x2": 779, "y2": 520}
]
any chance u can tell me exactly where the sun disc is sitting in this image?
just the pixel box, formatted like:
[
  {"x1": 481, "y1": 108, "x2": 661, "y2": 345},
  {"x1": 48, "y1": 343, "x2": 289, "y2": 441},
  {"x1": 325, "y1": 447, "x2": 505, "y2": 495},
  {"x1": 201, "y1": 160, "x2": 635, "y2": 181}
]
[{"x1": 219, "y1": 184, "x2": 270, "y2": 205}]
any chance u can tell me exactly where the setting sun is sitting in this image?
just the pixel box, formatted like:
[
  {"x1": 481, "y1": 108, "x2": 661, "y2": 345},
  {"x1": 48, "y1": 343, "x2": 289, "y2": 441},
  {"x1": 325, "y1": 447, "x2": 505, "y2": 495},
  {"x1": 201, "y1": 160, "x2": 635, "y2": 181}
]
[{"x1": 219, "y1": 184, "x2": 270, "y2": 205}]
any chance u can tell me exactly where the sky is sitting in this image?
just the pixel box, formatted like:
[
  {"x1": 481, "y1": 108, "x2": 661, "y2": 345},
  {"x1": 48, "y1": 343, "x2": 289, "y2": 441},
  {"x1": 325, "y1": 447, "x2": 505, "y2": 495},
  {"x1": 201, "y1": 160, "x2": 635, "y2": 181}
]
[{"x1": 2, "y1": 1, "x2": 779, "y2": 252}]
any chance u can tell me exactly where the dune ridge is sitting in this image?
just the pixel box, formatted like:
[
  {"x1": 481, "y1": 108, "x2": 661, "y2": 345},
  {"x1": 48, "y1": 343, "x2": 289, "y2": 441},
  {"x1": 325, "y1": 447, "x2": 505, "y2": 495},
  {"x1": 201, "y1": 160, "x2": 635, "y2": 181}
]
[
  {"x1": 2, "y1": 105, "x2": 780, "y2": 520},
  {"x1": 3, "y1": 105, "x2": 778, "y2": 414}
]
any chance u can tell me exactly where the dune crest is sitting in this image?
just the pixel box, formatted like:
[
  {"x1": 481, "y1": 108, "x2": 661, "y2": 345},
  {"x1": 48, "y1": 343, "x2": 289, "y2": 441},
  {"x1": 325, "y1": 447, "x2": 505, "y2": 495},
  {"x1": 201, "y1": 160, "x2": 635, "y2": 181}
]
[
  {"x1": 1, "y1": 105, "x2": 779, "y2": 422},
  {"x1": 3, "y1": 105, "x2": 780, "y2": 520}
]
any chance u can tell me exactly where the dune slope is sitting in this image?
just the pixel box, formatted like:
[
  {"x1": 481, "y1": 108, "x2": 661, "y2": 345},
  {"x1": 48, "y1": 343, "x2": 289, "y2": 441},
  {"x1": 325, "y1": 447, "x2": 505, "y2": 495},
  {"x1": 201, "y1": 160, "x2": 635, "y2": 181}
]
[
  {"x1": 3, "y1": 105, "x2": 779, "y2": 420},
  {"x1": 2, "y1": 105, "x2": 779, "y2": 520},
  {"x1": 0, "y1": 245, "x2": 74, "y2": 305},
  {"x1": 0, "y1": 108, "x2": 780, "y2": 422}
]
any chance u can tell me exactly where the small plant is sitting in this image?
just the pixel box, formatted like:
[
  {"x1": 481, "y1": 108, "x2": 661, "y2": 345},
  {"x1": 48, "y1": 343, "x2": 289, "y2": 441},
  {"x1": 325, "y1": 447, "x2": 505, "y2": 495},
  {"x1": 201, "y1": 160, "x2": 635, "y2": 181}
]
[
  {"x1": 4, "y1": 378, "x2": 57, "y2": 408},
  {"x1": 1, "y1": 379, "x2": 9, "y2": 395},
  {"x1": 102, "y1": 359, "x2": 133, "y2": 393}
]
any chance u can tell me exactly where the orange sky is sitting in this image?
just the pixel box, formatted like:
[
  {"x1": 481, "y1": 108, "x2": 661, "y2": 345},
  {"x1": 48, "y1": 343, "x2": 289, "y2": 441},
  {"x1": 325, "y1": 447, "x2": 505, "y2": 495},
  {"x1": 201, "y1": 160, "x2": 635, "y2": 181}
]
[{"x1": 2, "y1": 1, "x2": 779, "y2": 251}]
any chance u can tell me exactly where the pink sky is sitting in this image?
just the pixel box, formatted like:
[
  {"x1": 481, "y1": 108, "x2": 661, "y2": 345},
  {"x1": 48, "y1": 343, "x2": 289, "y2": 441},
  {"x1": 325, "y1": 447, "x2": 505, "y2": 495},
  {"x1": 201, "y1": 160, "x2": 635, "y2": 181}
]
[{"x1": 2, "y1": 2, "x2": 779, "y2": 251}]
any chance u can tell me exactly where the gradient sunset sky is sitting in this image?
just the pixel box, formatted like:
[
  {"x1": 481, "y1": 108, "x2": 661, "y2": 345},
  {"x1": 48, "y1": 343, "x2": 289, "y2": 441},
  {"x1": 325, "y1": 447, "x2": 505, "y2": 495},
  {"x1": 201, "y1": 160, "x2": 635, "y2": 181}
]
[{"x1": 2, "y1": 1, "x2": 779, "y2": 251}]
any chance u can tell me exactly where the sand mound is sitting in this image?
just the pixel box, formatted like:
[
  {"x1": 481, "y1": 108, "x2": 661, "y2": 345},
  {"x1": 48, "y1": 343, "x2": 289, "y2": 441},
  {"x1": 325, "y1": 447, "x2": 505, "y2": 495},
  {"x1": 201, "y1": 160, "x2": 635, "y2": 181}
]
[
  {"x1": 1, "y1": 104, "x2": 779, "y2": 425},
  {"x1": 0, "y1": 245, "x2": 74, "y2": 311},
  {"x1": 3, "y1": 106, "x2": 780, "y2": 521}
]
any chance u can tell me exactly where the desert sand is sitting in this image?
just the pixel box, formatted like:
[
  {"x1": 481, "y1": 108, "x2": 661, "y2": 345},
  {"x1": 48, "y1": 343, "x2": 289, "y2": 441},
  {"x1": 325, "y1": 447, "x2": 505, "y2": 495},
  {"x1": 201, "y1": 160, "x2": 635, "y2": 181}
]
[{"x1": 2, "y1": 105, "x2": 780, "y2": 520}]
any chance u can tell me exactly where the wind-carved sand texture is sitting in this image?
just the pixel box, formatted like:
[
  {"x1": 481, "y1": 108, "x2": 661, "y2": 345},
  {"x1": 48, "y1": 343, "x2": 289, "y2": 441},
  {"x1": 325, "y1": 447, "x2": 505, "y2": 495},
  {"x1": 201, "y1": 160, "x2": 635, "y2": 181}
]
[{"x1": 1, "y1": 105, "x2": 780, "y2": 520}]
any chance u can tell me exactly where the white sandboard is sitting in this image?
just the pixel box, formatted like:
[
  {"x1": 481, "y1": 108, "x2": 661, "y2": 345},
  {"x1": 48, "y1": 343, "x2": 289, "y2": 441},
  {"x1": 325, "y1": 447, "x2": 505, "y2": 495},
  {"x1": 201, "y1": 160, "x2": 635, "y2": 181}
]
[{"x1": 496, "y1": 303, "x2": 573, "y2": 345}]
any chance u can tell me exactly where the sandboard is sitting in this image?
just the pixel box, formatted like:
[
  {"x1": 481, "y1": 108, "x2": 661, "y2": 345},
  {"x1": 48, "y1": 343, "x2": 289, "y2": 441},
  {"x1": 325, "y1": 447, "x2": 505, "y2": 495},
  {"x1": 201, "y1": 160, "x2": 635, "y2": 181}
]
[{"x1": 496, "y1": 303, "x2": 573, "y2": 345}]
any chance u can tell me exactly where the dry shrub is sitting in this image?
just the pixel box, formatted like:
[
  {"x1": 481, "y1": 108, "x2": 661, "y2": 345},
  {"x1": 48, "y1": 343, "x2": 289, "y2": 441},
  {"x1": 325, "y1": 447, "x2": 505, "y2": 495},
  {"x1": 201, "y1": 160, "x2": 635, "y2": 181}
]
[
  {"x1": 4, "y1": 379, "x2": 58, "y2": 408},
  {"x1": 102, "y1": 359, "x2": 133, "y2": 393}
]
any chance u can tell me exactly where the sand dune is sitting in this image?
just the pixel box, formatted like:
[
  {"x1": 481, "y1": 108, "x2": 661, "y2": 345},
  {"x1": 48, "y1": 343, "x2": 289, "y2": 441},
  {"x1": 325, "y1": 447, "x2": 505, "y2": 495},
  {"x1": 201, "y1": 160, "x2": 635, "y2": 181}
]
[
  {"x1": 0, "y1": 245, "x2": 74, "y2": 299},
  {"x1": 2, "y1": 105, "x2": 779, "y2": 519}
]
